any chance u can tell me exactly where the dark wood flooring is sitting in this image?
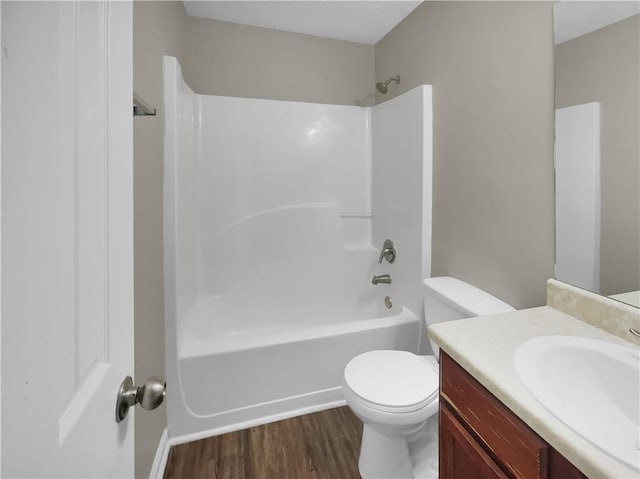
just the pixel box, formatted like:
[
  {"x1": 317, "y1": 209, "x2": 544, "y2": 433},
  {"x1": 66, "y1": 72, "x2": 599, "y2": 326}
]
[{"x1": 163, "y1": 406, "x2": 363, "y2": 479}]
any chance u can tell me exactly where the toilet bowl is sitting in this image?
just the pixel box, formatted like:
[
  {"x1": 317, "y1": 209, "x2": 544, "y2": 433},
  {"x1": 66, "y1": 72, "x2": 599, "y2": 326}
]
[
  {"x1": 343, "y1": 277, "x2": 515, "y2": 479},
  {"x1": 343, "y1": 351, "x2": 439, "y2": 479}
]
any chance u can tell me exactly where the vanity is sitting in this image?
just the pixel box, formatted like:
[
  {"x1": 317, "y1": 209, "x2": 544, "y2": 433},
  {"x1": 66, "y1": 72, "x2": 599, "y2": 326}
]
[
  {"x1": 440, "y1": 351, "x2": 585, "y2": 479},
  {"x1": 429, "y1": 279, "x2": 640, "y2": 479}
]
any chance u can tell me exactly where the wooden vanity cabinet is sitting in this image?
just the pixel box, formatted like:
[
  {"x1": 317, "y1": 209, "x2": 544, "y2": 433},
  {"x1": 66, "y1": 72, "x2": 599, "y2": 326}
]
[
  {"x1": 440, "y1": 404, "x2": 510, "y2": 479},
  {"x1": 439, "y1": 351, "x2": 588, "y2": 479}
]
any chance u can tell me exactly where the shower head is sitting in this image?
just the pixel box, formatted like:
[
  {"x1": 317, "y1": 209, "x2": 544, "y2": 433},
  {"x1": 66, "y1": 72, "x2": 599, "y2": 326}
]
[{"x1": 376, "y1": 75, "x2": 400, "y2": 94}]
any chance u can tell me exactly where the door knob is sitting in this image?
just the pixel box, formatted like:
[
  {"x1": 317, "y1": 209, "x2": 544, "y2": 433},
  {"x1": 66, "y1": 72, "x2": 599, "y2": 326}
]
[{"x1": 115, "y1": 375, "x2": 166, "y2": 423}]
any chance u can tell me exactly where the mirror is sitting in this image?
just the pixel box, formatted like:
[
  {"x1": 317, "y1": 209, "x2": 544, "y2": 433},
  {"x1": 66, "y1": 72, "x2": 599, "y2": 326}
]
[{"x1": 553, "y1": 1, "x2": 639, "y2": 307}]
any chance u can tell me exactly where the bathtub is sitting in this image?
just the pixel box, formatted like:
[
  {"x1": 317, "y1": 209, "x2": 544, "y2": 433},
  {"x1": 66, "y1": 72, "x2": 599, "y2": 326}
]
[
  {"x1": 163, "y1": 57, "x2": 431, "y2": 443},
  {"x1": 170, "y1": 296, "x2": 421, "y2": 442}
]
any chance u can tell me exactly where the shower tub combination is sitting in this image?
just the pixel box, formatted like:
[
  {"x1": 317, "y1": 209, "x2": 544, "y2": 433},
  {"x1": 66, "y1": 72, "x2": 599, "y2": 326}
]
[{"x1": 163, "y1": 56, "x2": 432, "y2": 442}]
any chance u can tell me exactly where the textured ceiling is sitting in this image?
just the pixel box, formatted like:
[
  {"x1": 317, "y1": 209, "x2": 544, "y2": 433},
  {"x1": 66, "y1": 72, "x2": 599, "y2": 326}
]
[{"x1": 183, "y1": 1, "x2": 423, "y2": 45}]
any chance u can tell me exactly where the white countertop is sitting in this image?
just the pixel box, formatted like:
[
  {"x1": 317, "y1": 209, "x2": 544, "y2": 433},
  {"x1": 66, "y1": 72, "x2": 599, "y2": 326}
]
[{"x1": 428, "y1": 305, "x2": 638, "y2": 479}]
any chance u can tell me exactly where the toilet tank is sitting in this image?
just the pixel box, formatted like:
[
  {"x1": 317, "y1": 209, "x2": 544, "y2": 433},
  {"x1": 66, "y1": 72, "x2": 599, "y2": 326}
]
[{"x1": 423, "y1": 277, "x2": 515, "y2": 357}]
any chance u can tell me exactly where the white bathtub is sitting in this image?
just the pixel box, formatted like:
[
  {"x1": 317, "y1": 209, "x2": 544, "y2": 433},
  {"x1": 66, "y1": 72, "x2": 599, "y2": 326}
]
[
  {"x1": 163, "y1": 57, "x2": 431, "y2": 443},
  {"x1": 170, "y1": 296, "x2": 421, "y2": 442}
]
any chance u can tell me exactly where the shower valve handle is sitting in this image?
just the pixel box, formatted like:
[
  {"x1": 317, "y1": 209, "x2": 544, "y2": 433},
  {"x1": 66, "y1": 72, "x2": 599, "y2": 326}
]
[{"x1": 378, "y1": 239, "x2": 396, "y2": 264}]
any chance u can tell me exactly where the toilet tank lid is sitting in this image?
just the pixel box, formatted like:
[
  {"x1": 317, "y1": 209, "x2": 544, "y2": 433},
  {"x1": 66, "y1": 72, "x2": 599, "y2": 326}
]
[{"x1": 423, "y1": 277, "x2": 515, "y2": 316}]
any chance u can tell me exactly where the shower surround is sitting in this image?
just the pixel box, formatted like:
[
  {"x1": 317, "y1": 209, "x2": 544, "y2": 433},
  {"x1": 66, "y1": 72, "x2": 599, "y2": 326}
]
[{"x1": 163, "y1": 57, "x2": 432, "y2": 442}]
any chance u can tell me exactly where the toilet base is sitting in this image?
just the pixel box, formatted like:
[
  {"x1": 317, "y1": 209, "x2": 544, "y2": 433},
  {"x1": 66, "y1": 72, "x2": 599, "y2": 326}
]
[
  {"x1": 409, "y1": 415, "x2": 439, "y2": 479},
  {"x1": 359, "y1": 424, "x2": 414, "y2": 479}
]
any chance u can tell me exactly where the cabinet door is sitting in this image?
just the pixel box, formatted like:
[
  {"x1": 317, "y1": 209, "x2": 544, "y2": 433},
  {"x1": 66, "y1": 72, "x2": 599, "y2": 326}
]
[
  {"x1": 440, "y1": 353, "x2": 549, "y2": 478},
  {"x1": 440, "y1": 405, "x2": 511, "y2": 479},
  {"x1": 549, "y1": 450, "x2": 588, "y2": 479}
]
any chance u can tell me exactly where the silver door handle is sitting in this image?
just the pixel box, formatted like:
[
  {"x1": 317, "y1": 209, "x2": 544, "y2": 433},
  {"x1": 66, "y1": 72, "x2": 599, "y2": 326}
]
[{"x1": 115, "y1": 376, "x2": 166, "y2": 423}]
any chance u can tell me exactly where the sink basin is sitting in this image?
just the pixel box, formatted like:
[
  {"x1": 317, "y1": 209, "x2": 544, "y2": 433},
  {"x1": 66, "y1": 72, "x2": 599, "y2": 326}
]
[{"x1": 514, "y1": 335, "x2": 640, "y2": 471}]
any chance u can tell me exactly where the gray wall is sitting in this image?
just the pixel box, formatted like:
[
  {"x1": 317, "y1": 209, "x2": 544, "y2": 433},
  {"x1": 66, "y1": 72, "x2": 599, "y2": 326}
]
[
  {"x1": 181, "y1": 16, "x2": 375, "y2": 106},
  {"x1": 555, "y1": 15, "x2": 640, "y2": 296},
  {"x1": 375, "y1": 1, "x2": 556, "y2": 309},
  {"x1": 133, "y1": 2, "x2": 186, "y2": 477}
]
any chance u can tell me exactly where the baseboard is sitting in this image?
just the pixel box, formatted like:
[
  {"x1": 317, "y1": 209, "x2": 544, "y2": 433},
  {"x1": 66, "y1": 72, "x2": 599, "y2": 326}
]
[{"x1": 148, "y1": 428, "x2": 170, "y2": 479}]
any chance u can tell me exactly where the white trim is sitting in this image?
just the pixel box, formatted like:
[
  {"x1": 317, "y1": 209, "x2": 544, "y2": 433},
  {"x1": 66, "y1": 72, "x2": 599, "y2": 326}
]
[
  {"x1": 148, "y1": 428, "x2": 170, "y2": 479},
  {"x1": 0, "y1": 2, "x2": 3, "y2": 472}
]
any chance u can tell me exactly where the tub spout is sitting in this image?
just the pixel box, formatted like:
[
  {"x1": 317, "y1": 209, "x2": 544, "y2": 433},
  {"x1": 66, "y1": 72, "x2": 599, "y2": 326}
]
[{"x1": 372, "y1": 274, "x2": 392, "y2": 285}]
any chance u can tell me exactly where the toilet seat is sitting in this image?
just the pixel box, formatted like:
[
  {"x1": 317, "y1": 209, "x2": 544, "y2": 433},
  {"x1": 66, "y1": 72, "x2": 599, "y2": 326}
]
[{"x1": 344, "y1": 350, "x2": 439, "y2": 413}]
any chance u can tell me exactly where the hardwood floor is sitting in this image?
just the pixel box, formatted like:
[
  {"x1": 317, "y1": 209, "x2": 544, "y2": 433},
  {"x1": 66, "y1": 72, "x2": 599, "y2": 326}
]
[{"x1": 163, "y1": 406, "x2": 363, "y2": 479}]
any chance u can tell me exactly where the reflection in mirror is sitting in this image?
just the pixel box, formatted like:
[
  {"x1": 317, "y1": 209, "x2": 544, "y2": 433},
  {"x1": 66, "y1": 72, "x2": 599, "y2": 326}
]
[{"x1": 554, "y1": 1, "x2": 640, "y2": 308}]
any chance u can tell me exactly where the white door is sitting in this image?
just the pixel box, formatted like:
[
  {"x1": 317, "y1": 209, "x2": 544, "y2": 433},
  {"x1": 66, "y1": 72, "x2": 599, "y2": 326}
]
[{"x1": 2, "y1": 1, "x2": 134, "y2": 477}]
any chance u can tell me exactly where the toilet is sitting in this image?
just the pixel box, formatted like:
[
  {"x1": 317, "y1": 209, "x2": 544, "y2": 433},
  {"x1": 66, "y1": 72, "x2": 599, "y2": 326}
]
[{"x1": 342, "y1": 277, "x2": 515, "y2": 479}]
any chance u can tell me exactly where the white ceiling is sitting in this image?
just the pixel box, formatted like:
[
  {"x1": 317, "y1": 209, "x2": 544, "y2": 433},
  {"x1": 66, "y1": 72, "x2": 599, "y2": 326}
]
[
  {"x1": 554, "y1": 1, "x2": 640, "y2": 44},
  {"x1": 182, "y1": 1, "x2": 423, "y2": 45},
  {"x1": 184, "y1": 1, "x2": 640, "y2": 47}
]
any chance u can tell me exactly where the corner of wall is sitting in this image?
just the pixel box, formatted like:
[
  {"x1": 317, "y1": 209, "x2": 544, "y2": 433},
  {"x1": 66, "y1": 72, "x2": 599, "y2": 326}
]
[{"x1": 133, "y1": 2, "x2": 189, "y2": 478}]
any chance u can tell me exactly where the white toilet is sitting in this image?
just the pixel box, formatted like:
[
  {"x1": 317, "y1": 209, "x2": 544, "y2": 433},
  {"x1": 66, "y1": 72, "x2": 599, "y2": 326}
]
[{"x1": 342, "y1": 277, "x2": 515, "y2": 479}]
